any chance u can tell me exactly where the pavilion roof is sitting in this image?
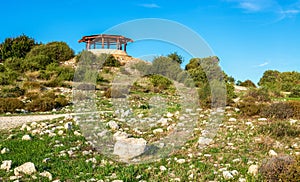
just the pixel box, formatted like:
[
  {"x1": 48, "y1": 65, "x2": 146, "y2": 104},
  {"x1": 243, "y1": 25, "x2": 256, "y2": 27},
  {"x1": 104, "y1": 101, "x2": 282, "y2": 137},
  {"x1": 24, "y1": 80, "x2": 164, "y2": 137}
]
[{"x1": 78, "y1": 34, "x2": 133, "y2": 43}]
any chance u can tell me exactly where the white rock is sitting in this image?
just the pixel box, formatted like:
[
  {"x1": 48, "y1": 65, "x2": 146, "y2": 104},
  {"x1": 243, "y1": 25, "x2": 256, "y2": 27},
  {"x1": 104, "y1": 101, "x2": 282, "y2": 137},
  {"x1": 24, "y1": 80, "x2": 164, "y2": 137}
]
[
  {"x1": 14, "y1": 162, "x2": 37, "y2": 176},
  {"x1": 229, "y1": 118, "x2": 237, "y2": 122},
  {"x1": 58, "y1": 130, "x2": 64, "y2": 135},
  {"x1": 289, "y1": 119, "x2": 297, "y2": 125},
  {"x1": 157, "y1": 118, "x2": 169, "y2": 126},
  {"x1": 86, "y1": 158, "x2": 97, "y2": 164},
  {"x1": 269, "y1": 149, "x2": 278, "y2": 156},
  {"x1": 113, "y1": 138, "x2": 147, "y2": 160},
  {"x1": 198, "y1": 137, "x2": 213, "y2": 148},
  {"x1": 176, "y1": 159, "x2": 186, "y2": 164},
  {"x1": 153, "y1": 128, "x2": 163, "y2": 134},
  {"x1": 52, "y1": 179, "x2": 61, "y2": 182},
  {"x1": 74, "y1": 131, "x2": 81, "y2": 136},
  {"x1": 30, "y1": 122, "x2": 38, "y2": 128},
  {"x1": 232, "y1": 158, "x2": 241, "y2": 163},
  {"x1": 223, "y1": 171, "x2": 234, "y2": 180},
  {"x1": 1, "y1": 147, "x2": 10, "y2": 154},
  {"x1": 160, "y1": 165, "x2": 167, "y2": 171},
  {"x1": 39, "y1": 171, "x2": 52, "y2": 180},
  {"x1": 113, "y1": 131, "x2": 129, "y2": 141},
  {"x1": 248, "y1": 165, "x2": 259, "y2": 176},
  {"x1": 0, "y1": 160, "x2": 12, "y2": 171},
  {"x1": 239, "y1": 178, "x2": 246, "y2": 182},
  {"x1": 258, "y1": 118, "x2": 267, "y2": 121},
  {"x1": 107, "y1": 120, "x2": 119, "y2": 130},
  {"x1": 22, "y1": 134, "x2": 32, "y2": 141},
  {"x1": 64, "y1": 122, "x2": 72, "y2": 130},
  {"x1": 48, "y1": 133, "x2": 57, "y2": 137},
  {"x1": 166, "y1": 112, "x2": 173, "y2": 118},
  {"x1": 231, "y1": 170, "x2": 239, "y2": 176}
]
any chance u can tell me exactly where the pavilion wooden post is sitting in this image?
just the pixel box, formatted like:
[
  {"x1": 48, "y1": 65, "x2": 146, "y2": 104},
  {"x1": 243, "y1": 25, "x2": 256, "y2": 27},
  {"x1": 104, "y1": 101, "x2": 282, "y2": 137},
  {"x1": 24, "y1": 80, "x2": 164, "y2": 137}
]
[{"x1": 101, "y1": 37, "x2": 104, "y2": 49}]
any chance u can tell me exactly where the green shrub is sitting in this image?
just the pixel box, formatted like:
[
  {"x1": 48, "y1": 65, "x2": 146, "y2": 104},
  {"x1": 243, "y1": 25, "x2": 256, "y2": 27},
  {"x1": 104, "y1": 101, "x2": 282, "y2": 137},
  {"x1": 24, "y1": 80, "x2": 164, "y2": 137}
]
[
  {"x1": 288, "y1": 101, "x2": 300, "y2": 119},
  {"x1": 27, "y1": 41, "x2": 74, "y2": 63},
  {"x1": 0, "y1": 86, "x2": 25, "y2": 98},
  {"x1": 149, "y1": 74, "x2": 173, "y2": 92},
  {"x1": 22, "y1": 55, "x2": 52, "y2": 71},
  {"x1": 103, "y1": 87, "x2": 126, "y2": 98},
  {"x1": 289, "y1": 85, "x2": 300, "y2": 98},
  {"x1": 245, "y1": 88, "x2": 271, "y2": 102},
  {"x1": 279, "y1": 155, "x2": 300, "y2": 182},
  {"x1": 260, "y1": 102, "x2": 294, "y2": 119},
  {"x1": 259, "y1": 120, "x2": 300, "y2": 138},
  {"x1": 22, "y1": 81, "x2": 41, "y2": 90},
  {"x1": 259, "y1": 155, "x2": 296, "y2": 182},
  {"x1": 3, "y1": 57, "x2": 24, "y2": 72},
  {"x1": 26, "y1": 91, "x2": 69, "y2": 112},
  {"x1": 103, "y1": 55, "x2": 121, "y2": 67},
  {"x1": 0, "y1": 98, "x2": 25, "y2": 113},
  {"x1": 237, "y1": 97, "x2": 264, "y2": 116}
]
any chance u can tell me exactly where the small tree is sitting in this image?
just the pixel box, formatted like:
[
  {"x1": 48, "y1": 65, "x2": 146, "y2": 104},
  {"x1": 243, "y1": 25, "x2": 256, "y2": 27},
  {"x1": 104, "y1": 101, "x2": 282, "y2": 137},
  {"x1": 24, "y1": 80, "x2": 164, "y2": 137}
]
[
  {"x1": 167, "y1": 52, "x2": 184, "y2": 64},
  {"x1": 239, "y1": 80, "x2": 256, "y2": 88}
]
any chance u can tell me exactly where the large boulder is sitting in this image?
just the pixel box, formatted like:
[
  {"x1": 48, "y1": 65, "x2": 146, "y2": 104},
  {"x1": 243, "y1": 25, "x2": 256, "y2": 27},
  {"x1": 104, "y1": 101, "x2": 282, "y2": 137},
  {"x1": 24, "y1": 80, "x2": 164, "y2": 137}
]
[
  {"x1": 14, "y1": 162, "x2": 36, "y2": 176},
  {"x1": 113, "y1": 138, "x2": 147, "y2": 160}
]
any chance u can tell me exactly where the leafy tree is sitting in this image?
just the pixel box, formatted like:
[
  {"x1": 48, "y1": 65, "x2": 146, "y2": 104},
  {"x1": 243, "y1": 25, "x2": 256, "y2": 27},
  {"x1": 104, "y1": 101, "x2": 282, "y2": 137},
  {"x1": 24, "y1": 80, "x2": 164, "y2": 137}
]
[
  {"x1": 167, "y1": 52, "x2": 184, "y2": 64},
  {"x1": 0, "y1": 34, "x2": 36, "y2": 60}
]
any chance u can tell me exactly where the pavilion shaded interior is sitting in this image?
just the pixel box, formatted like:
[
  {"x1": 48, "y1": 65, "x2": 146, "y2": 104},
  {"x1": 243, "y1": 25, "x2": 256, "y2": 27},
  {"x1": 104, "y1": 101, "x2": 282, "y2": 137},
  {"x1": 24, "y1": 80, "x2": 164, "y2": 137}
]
[{"x1": 78, "y1": 34, "x2": 133, "y2": 52}]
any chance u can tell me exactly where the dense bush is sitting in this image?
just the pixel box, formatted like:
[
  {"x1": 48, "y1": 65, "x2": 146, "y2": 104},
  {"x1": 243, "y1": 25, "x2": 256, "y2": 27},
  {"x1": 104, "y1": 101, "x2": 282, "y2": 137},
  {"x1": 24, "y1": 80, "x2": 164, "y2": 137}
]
[
  {"x1": 237, "y1": 79, "x2": 256, "y2": 88},
  {"x1": 0, "y1": 86, "x2": 25, "y2": 98},
  {"x1": 26, "y1": 41, "x2": 74, "y2": 63},
  {"x1": 259, "y1": 120, "x2": 300, "y2": 138},
  {"x1": 259, "y1": 155, "x2": 296, "y2": 182},
  {"x1": 167, "y1": 52, "x2": 184, "y2": 64},
  {"x1": 149, "y1": 74, "x2": 173, "y2": 91},
  {"x1": 245, "y1": 88, "x2": 271, "y2": 102},
  {"x1": 0, "y1": 98, "x2": 25, "y2": 113},
  {"x1": 22, "y1": 55, "x2": 52, "y2": 71},
  {"x1": 288, "y1": 101, "x2": 300, "y2": 118},
  {"x1": 0, "y1": 34, "x2": 36, "y2": 60},
  {"x1": 260, "y1": 102, "x2": 294, "y2": 119},
  {"x1": 289, "y1": 85, "x2": 300, "y2": 98},
  {"x1": 3, "y1": 57, "x2": 24, "y2": 72},
  {"x1": 26, "y1": 91, "x2": 69, "y2": 112},
  {"x1": 237, "y1": 97, "x2": 264, "y2": 116},
  {"x1": 103, "y1": 55, "x2": 121, "y2": 67},
  {"x1": 103, "y1": 87, "x2": 127, "y2": 98}
]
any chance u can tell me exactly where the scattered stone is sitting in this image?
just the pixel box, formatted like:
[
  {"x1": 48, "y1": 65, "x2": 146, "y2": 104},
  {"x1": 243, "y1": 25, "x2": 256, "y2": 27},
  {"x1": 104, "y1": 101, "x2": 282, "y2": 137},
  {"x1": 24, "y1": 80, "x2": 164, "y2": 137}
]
[
  {"x1": 1, "y1": 147, "x2": 10, "y2": 154},
  {"x1": 30, "y1": 122, "x2": 38, "y2": 128},
  {"x1": 176, "y1": 159, "x2": 186, "y2": 164},
  {"x1": 153, "y1": 128, "x2": 163, "y2": 134},
  {"x1": 160, "y1": 165, "x2": 167, "y2": 171},
  {"x1": 248, "y1": 165, "x2": 259, "y2": 176},
  {"x1": 157, "y1": 118, "x2": 168, "y2": 126},
  {"x1": 82, "y1": 150, "x2": 91, "y2": 156},
  {"x1": 258, "y1": 118, "x2": 267, "y2": 121},
  {"x1": 229, "y1": 118, "x2": 237, "y2": 122},
  {"x1": 232, "y1": 158, "x2": 241, "y2": 163},
  {"x1": 113, "y1": 131, "x2": 129, "y2": 141},
  {"x1": 113, "y1": 138, "x2": 147, "y2": 160},
  {"x1": 166, "y1": 112, "x2": 173, "y2": 118},
  {"x1": 198, "y1": 137, "x2": 213, "y2": 148},
  {"x1": 289, "y1": 119, "x2": 297, "y2": 125},
  {"x1": 58, "y1": 130, "x2": 64, "y2": 135},
  {"x1": 14, "y1": 162, "x2": 37, "y2": 176},
  {"x1": 86, "y1": 158, "x2": 97, "y2": 164},
  {"x1": 64, "y1": 122, "x2": 72, "y2": 130},
  {"x1": 42, "y1": 158, "x2": 51, "y2": 163},
  {"x1": 22, "y1": 134, "x2": 32, "y2": 141},
  {"x1": 107, "y1": 121, "x2": 119, "y2": 130},
  {"x1": 39, "y1": 171, "x2": 52, "y2": 180},
  {"x1": 231, "y1": 170, "x2": 239, "y2": 176},
  {"x1": 268, "y1": 149, "x2": 278, "y2": 156},
  {"x1": 74, "y1": 131, "x2": 81, "y2": 136},
  {"x1": 0, "y1": 160, "x2": 12, "y2": 171},
  {"x1": 48, "y1": 132, "x2": 57, "y2": 137},
  {"x1": 9, "y1": 175, "x2": 22, "y2": 180},
  {"x1": 223, "y1": 171, "x2": 234, "y2": 180},
  {"x1": 239, "y1": 178, "x2": 246, "y2": 182}
]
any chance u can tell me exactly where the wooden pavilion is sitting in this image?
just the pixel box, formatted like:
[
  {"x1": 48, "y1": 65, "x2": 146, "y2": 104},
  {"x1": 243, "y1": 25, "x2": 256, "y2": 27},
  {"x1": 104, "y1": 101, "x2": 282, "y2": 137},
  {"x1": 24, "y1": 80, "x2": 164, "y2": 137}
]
[{"x1": 78, "y1": 34, "x2": 133, "y2": 53}]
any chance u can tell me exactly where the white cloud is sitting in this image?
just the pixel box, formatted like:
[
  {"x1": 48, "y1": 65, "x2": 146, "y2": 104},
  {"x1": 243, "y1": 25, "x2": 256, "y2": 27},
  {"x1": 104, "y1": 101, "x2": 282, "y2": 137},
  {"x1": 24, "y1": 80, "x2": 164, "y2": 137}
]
[
  {"x1": 139, "y1": 3, "x2": 160, "y2": 8},
  {"x1": 257, "y1": 62, "x2": 269, "y2": 67},
  {"x1": 239, "y1": 2, "x2": 262, "y2": 11}
]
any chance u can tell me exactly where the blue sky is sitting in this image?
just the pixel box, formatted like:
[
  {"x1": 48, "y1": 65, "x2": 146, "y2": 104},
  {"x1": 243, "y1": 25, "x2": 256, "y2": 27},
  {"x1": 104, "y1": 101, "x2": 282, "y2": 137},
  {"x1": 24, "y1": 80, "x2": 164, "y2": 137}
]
[{"x1": 1, "y1": 0, "x2": 299, "y2": 84}]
